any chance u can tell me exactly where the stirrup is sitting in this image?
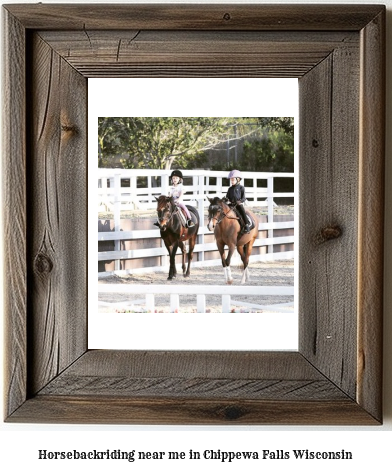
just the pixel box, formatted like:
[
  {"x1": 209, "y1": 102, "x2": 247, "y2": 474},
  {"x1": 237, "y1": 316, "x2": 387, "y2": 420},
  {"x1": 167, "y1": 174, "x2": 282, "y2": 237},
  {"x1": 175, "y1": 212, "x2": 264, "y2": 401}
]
[{"x1": 187, "y1": 220, "x2": 195, "y2": 227}]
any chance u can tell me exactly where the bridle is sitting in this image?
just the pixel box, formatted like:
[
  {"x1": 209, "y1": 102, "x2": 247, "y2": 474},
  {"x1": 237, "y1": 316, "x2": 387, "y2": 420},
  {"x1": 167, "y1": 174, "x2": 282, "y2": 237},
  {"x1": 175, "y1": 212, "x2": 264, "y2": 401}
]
[
  {"x1": 157, "y1": 200, "x2": 181, "y2": 225},
  {"x1": 208, "y1": 201, "x2": 239, "y2": 229}
]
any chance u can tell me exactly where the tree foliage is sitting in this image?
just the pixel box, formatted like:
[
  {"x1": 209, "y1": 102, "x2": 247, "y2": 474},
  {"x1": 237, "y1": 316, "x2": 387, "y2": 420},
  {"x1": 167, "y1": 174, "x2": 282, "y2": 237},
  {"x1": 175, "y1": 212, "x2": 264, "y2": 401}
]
[
  {"x1": 98, "y1": 117, "x2": 261, "y2": 170},
  {"x1": 239, "y1": 118, "x2": 294, "y2": 172},
  {"x1": 98, "y1": 116, "x2": 294, "y2": 172},
  {"x1": 256, "y1": 117, "x2": 294, "y2": 137}
]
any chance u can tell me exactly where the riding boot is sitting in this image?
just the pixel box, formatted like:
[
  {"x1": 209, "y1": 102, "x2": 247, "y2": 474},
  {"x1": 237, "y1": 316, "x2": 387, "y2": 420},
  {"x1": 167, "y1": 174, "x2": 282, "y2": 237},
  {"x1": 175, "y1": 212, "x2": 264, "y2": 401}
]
[
  {"x1": 237, "y1": 205, "x2": 250, "y2": 233},
  {"x1": 153, "y1": 221, "x2": 161, "y2": 228}
]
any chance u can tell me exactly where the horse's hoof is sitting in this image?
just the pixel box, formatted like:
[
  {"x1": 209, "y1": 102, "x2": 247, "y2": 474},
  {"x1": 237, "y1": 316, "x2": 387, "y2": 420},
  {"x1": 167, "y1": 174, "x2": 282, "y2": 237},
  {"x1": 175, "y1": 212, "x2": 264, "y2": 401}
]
[{"x1": 227, "y1": 279, "x2": 233, "y2": 285}]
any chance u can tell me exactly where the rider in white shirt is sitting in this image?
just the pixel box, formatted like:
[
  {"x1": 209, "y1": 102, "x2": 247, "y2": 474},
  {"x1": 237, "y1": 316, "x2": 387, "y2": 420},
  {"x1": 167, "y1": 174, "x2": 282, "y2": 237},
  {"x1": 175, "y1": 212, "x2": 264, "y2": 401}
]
[{"x1": 154, "y1": 170, "x2": 195, "y2": 228}]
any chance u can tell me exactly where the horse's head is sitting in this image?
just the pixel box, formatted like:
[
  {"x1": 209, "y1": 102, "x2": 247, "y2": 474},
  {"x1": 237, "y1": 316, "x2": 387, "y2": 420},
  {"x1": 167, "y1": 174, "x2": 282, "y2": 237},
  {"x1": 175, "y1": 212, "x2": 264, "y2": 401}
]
[
  {"x1": 207, "y1": 196, "x2": 224, "y2": 231},
  {"x1": 155, "y1": 195, "x2": 175, "y2": 228}
]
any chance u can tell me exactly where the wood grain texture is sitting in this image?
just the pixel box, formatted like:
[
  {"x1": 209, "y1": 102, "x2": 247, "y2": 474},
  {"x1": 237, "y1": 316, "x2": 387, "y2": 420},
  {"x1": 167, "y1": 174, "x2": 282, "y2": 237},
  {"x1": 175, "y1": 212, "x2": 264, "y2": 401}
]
[
  {"x1": 38, "y1": 30, "x2": 358, "y2": 78},
  {"x1": 59, "y1": 350, "x2": 324, "y2": 379},
  {"x1": 9, "y1": 351, "x2": 379, "y2": 424},
  {"x1": 299, "y1": 40, "x2": 360, "y2": 399},
  {"x1": 357, "y1": 9, "x2": 385, "y2": 422},
  {"x1": 4, "y1": 4, "x2": 384, "y2": 31},
  {"x1": 2, "y1": 3, "x2": 385, "y2": 425},
  {"x1": 38, "y1": 351, "x2": 347, "y2": 400},
  {"x1": 27, "y1": 33, "x2": 87, "y2": 395},
  {"x1": 2, "y1": 9, "x2": 27, "y2": 419},
  {"x1": 9, "y1": 396, "x2": 378, "y2": 425}
]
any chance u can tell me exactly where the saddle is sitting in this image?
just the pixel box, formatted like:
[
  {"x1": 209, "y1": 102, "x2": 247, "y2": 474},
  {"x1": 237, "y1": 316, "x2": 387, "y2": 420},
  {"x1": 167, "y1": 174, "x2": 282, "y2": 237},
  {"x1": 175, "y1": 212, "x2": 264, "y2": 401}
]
[
  {"x1": 232, "y1": 206, "x2": 255, "y2": 233},
  {"x1": 176, "y1": 205, "x2": 198, "y2": 228},
  {"x1": 175, "y1": 206, "x2": 188, "y2": 227}
]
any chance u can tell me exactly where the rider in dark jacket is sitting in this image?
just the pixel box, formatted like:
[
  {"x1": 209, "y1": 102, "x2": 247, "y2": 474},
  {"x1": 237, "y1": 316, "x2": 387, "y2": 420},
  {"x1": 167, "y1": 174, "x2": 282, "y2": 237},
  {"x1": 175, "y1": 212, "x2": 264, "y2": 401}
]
[{"x1": 225, "y1": 170, "x2": 250, "y2": 233}]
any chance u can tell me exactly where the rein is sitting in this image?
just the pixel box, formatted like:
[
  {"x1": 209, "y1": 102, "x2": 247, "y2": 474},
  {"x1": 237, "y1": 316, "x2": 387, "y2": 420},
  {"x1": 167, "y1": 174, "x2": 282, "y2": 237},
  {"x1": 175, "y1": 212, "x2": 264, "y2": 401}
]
[
  {"x1": 210, "y1": 202, "x2": 240, "y2": 226},
  {"x1": 159, "y1": 202, "x2": 182, "y2": 226},
  {"x1": 167, "y1": 205, "x2": 181, "y2": 223}
]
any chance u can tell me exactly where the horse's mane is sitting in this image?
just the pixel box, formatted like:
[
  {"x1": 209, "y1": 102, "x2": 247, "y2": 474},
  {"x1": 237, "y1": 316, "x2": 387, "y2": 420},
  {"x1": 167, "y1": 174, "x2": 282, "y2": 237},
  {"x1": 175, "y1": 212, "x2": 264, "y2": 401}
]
[
  {"x1": 156, "y1": 195, "x2": 174, "y2": 208},
  {"x1": 209, "y1": 196, "x2": 232, "y2": 211},
  {"x1": 209, "y1": 196, "x2": 224, "y2": 206}
]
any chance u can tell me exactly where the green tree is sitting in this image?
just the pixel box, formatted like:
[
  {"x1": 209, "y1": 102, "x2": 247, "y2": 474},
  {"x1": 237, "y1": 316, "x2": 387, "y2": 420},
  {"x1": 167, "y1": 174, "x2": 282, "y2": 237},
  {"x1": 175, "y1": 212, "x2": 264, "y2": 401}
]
[
  {"x1": 98, "y1": 117, "x2": 261, "y2": 170},
  {"x1": 256, "y1": 117, "x2": 294, "y2": 137},
  {"x1": 98, "y1": 117, "x2": 126, "y2": 167},
  {"x1": 239, "y1": 117, "x2": 294, "y2": 172}
]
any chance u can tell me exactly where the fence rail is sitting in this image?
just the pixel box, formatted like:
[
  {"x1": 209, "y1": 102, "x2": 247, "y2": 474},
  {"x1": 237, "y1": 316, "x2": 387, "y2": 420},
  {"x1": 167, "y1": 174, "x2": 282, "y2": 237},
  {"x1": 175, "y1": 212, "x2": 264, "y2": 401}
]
[
  {"x1": 98, "y1": 284, "x2": 295, "y2": 313},
  {"x1": 97, "y1": 169, "x2": 295, "y2": 275}
]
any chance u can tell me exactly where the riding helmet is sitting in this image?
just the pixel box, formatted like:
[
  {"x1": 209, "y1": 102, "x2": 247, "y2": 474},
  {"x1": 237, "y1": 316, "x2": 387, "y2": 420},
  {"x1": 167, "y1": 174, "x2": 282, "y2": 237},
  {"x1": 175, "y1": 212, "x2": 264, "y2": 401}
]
[
  {"x1": 227, "y1": 169, "x2": 242, "y2": 179},
  {"x1": 170, "y1": 169, "x2": 183, "y2": 179}
]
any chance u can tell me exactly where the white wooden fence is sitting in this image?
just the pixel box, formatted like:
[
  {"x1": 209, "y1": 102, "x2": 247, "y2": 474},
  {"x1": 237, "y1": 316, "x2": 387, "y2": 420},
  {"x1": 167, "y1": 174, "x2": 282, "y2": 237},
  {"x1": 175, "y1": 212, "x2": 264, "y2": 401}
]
[
  {"x1": 98, "y1": 284, "x2": 295, "y2": 313},
  {"x1": 98, "y1": 169, "x2": 295, "y2": 275}
]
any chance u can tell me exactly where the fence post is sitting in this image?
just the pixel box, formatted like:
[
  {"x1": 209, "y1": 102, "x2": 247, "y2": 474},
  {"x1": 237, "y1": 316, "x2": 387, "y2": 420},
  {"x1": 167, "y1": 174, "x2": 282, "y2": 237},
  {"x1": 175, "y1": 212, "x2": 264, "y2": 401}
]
[
  {"x1": 197, "y1": 294, "x2": 206, "y2": 313},
  {"x1": 198, "y1": 175, "x2": 205, "y2": 263},
  {"x1": 267, "y1": 176, "x2": 274, "y2": 255},
  {"x1": 222, "y1": 294, "x2": 231, "y2": 313},
  {"x1": 98, "y1": 174, "x2": 108, "y2": 211},
  {"x1": 170, "y1": 294, "x2": 180, "y2": 313},
  {"x1": 147, "y1": 175, "x2": 152, "y2": 207},
  {"x1": 130, "y1": 175, "x2": 137, "y2": 209},
  {"x1": 162, "y1": 172, "x2": 169, "y2": 196},
  {"x1": 217, "y1": 176, "x2": 223, "y2": 194},
  {"x1": 113, "y1": 172, "x2": 122, "y2": 271},
  {"x1": 253, "y1": 176, "x2": 257, "y2": 204},
  {"x1": 145, "y1": 294, "x2": 155, "y2": 313}
]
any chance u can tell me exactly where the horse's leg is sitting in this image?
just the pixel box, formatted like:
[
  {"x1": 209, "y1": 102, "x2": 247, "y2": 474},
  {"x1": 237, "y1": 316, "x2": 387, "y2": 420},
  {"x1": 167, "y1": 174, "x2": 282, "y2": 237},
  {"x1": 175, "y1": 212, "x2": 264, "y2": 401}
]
[
  {"x1": 168, "y1": 241, "x2": 179, "y2": 280},
  {"x1": 241, "y1": 242, "x2": 254, "y2": 284},
  {"x1": 218, "y1": 243, "x2": 235, "y2": 285},
  {"x1": 163, "y1": 241, "x2": 173, "y2": 280},
  {"x1": 184, "y1": 234, "x2": 196, "y2": 278},
  {"x1": 237, "y1": 244, "x2": 249, "y2": 284},
  {"x1": 225, "y1": 244, "x2": 236, "y2": 284},
  {"x1": 216, "y1": 241, "x2": 231, "y2": 284},
  {"x1": 225, "y1": 244, "x2": 236, "y2": 267},
  {"x1": 237, "y1": 244, "x2": 246, "y2": 266},
  {"x1": 178, "y1": 241, "x2": 186, "y2": 275}
]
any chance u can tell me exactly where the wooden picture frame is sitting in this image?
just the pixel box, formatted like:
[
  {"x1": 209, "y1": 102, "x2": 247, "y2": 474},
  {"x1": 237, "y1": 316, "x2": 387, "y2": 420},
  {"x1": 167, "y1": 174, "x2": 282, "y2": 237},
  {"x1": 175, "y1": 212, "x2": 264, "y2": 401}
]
[{"x1": 3, "y1": 4, "x2": 385, "y2": 424}]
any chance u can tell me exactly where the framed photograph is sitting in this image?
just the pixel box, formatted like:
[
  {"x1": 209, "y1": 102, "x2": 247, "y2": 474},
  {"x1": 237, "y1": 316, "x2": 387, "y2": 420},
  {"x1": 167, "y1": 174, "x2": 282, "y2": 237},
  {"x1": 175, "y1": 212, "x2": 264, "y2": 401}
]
[
  {"x1": 3, "y1": 4, "x2": 384, "y2": 424},
  {"x1": 90, "y1": 79, "x2": 298, "y2": 351}
]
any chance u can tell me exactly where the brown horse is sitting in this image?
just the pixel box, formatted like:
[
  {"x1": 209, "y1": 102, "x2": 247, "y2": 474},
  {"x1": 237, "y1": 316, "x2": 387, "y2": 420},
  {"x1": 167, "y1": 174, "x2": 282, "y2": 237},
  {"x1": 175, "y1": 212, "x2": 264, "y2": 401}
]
[
  {"x1": 207, "y1": 197, "x2": 258, "y2": 284},
  {"x1": 155, "y1": 195, "x2": 199, "y2": 280}
]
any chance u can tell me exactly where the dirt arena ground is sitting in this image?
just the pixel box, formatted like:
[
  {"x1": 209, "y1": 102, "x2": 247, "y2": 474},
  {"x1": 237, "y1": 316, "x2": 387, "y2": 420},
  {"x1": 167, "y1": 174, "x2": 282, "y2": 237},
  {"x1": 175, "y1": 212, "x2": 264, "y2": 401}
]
[{"x1": 98, "y1": 259, "x2": 294, "y2": 313}]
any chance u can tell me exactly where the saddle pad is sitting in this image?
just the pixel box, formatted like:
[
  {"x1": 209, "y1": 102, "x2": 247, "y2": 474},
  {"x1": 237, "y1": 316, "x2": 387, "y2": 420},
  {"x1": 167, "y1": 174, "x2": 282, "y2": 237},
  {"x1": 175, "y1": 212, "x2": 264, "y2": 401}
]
[
  {"x1": 246, "y1": 214, "x2": 255, "y2": 230},
  {"x1": 176, "y1": 206, "x2": 187, "y2": 227},
  {"x1": 233, "y1": 207, "x2": 255, "y2": 231}
]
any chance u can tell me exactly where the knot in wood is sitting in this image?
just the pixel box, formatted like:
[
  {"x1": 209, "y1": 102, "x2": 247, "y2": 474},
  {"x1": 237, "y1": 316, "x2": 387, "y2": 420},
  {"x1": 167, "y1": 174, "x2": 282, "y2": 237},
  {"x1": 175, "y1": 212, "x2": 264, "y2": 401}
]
[
  {"x1": 223, "y1": 12, "x2": 231, "y2": 21},
  {"x1": 314, "y1": 225, "x2": 342, "y2": 245},
  {"x1": 312, "y1": 139, "x2": 319, "y2": 148},
  {"x1": 223, "y1": 405, "x2": 244, "y2": 420},
  {"x1": 34, "y1": 252, "x2": 53, "y2": 274},
  {"x1": 61, "y1": 124, "x2": 77, "y2": 134}
]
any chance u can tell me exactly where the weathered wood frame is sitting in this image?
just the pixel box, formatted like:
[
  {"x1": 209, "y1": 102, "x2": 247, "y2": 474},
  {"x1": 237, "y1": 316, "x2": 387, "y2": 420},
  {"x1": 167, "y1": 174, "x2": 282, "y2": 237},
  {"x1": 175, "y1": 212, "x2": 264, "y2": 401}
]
[{"x1": 3, "y1": 4, "x2": 384, "y2": 424}]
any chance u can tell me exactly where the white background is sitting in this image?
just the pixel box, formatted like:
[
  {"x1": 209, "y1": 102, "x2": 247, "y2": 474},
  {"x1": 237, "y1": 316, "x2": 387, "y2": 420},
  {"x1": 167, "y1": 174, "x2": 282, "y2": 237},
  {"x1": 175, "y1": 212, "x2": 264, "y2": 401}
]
[
  {"x1": 1, "y1": 0, "x2": 391, "y2": 472},
  {"x1": 89, "y1": 78, "x2": 299, "y2": 351}
]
